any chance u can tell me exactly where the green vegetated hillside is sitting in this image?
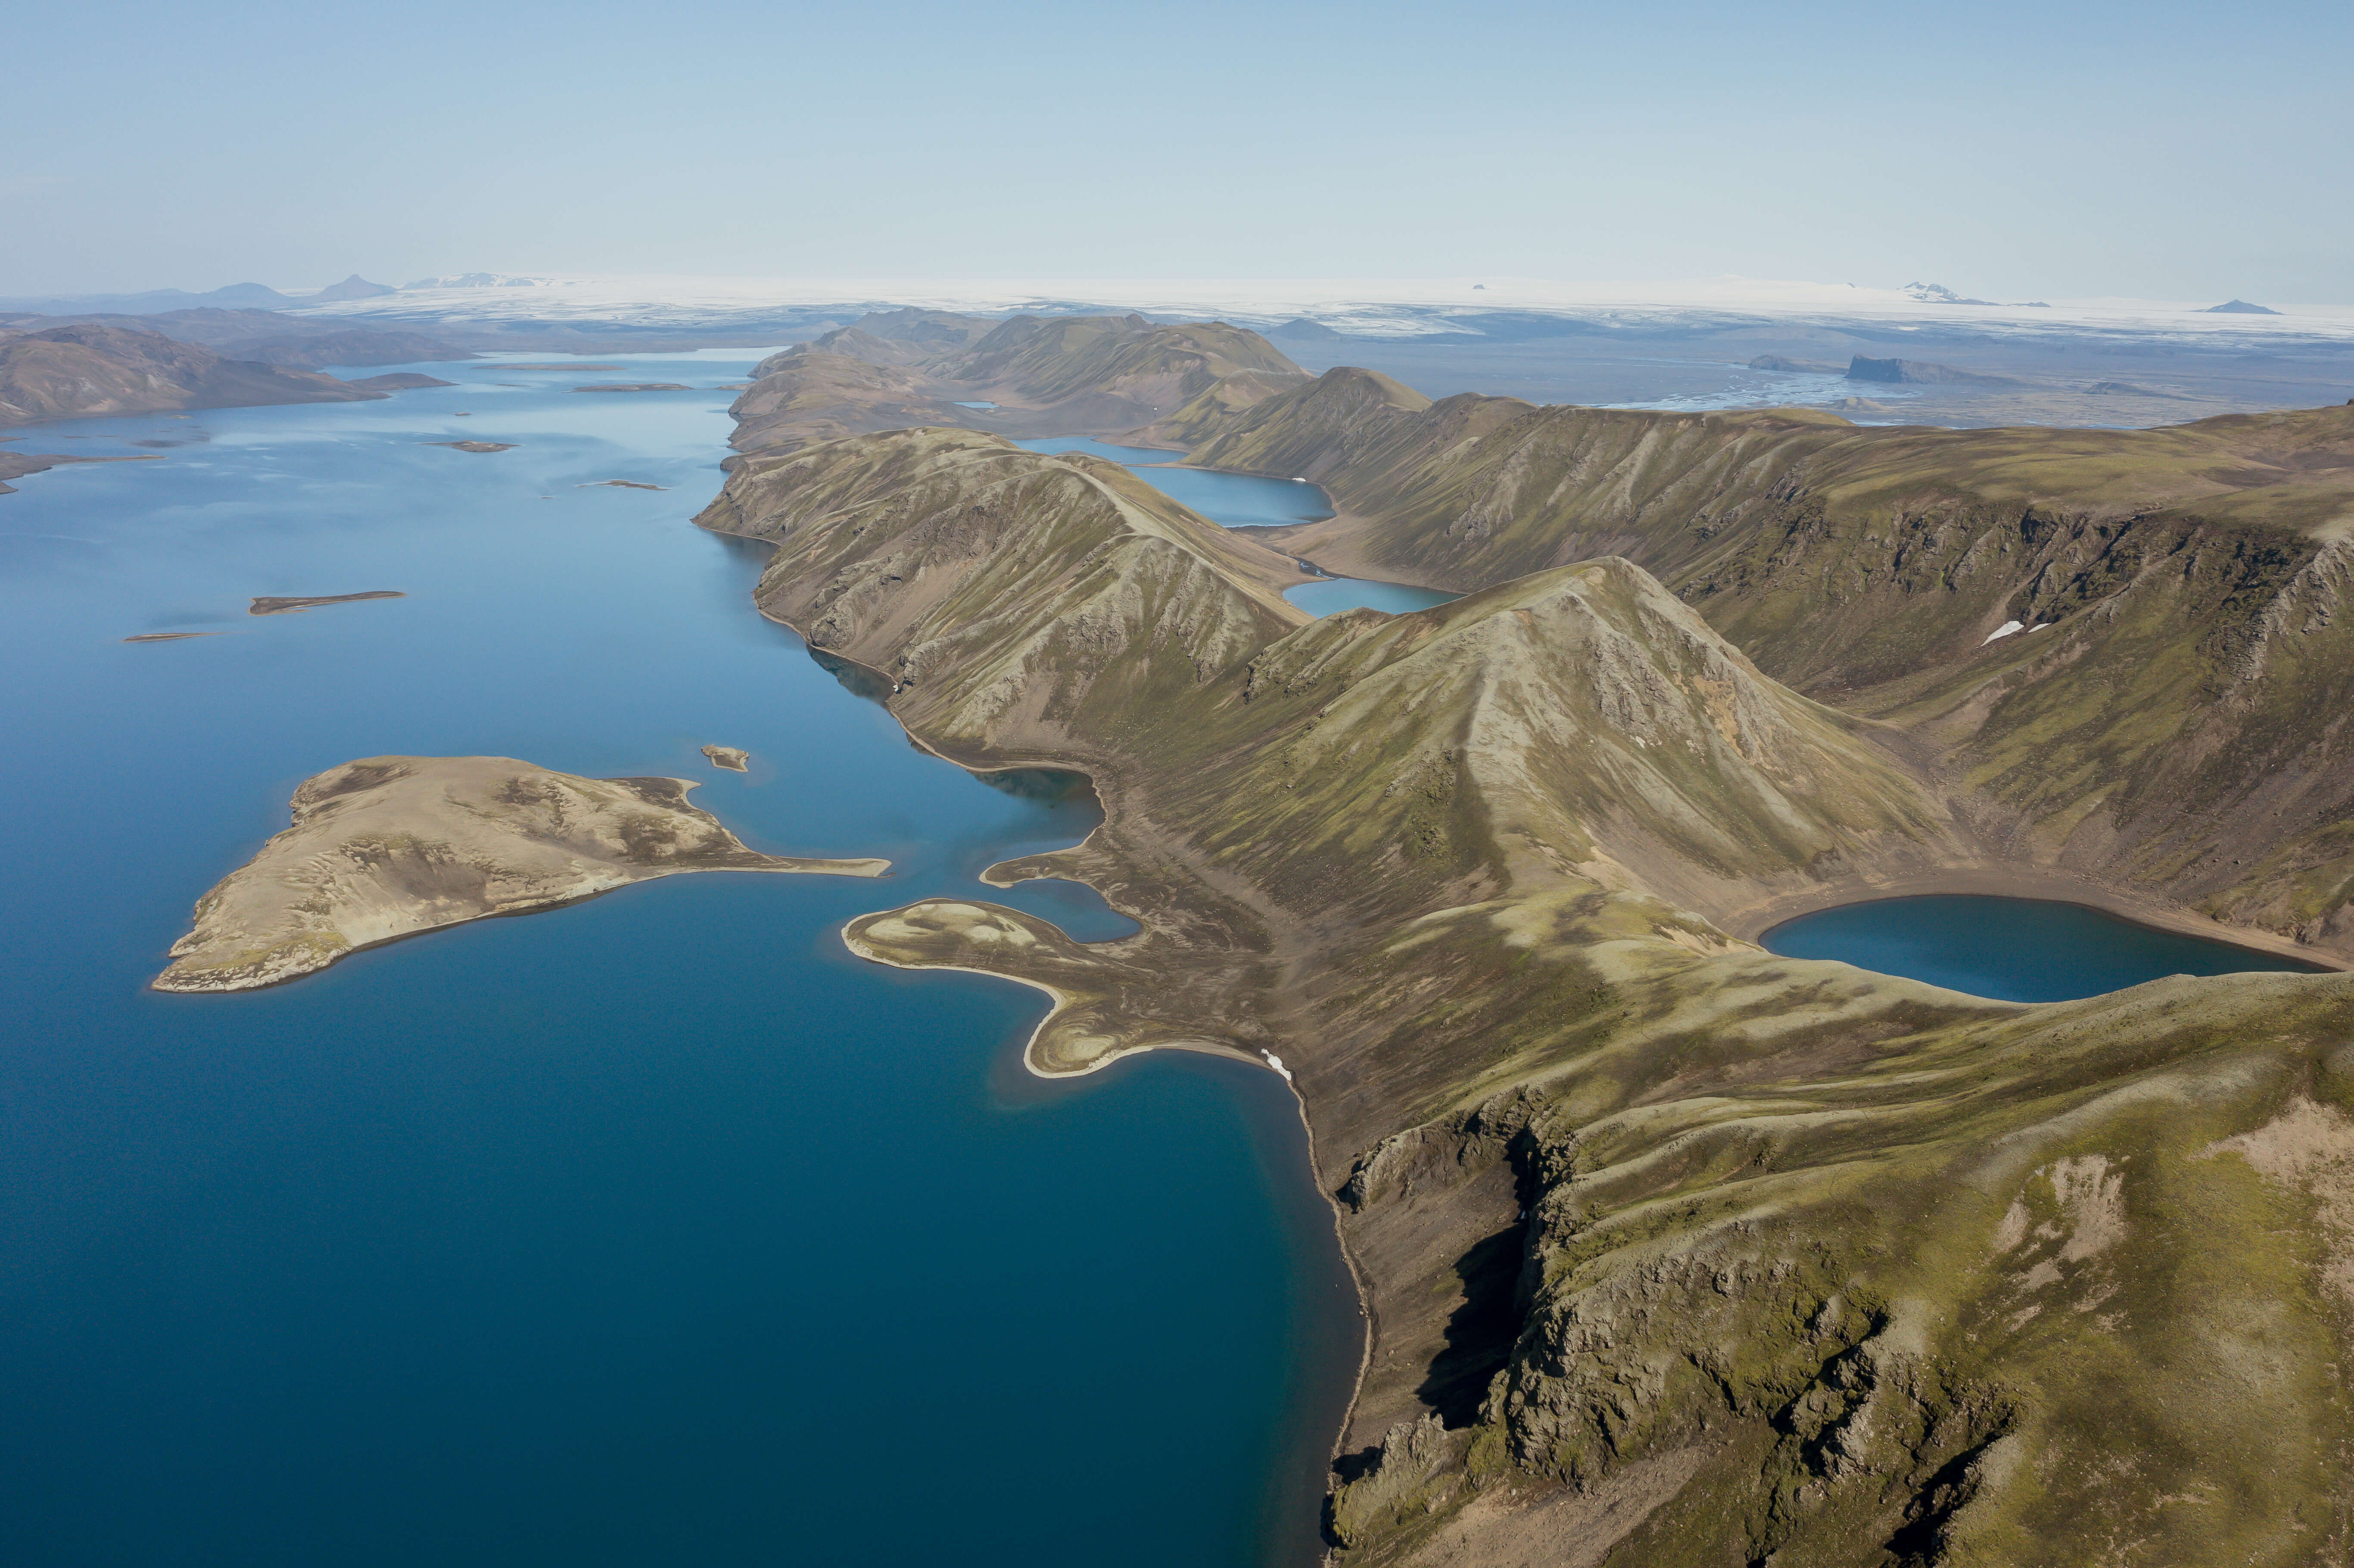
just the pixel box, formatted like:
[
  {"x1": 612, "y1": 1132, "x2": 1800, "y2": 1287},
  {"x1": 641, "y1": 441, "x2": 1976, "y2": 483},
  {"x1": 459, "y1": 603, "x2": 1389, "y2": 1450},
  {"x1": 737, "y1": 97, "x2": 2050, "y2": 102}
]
[
  {"x1": 697, "y1": 409, "x2": 2354, "y2": 1565},
  {"x1": 1187, "y1": 374, "x2": 2354, "y2": 953},
  {"x1": 726, "y1": 309, "x2": 1309, "y2": 454}
]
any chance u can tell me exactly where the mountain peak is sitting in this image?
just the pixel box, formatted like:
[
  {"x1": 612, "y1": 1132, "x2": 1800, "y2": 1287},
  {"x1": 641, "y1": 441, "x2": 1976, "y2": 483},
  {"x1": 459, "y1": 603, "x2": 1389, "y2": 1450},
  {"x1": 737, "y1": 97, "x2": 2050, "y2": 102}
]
[{"x1": 310, "y1": 274, "x2": 396, "y2": 302}]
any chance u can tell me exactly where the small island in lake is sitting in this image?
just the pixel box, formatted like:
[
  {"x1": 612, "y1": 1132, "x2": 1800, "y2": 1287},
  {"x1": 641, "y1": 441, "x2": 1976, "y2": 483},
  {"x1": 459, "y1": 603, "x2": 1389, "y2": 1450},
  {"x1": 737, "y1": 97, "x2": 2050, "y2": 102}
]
[
  {"x1": 425, "y1": 440, "x2": 515, "y2": 453},
  {"x1": 700, "y1": 744, "x2": 750, "y2": 771},
  {"x1": 573, "y1": 383, "x2": 691, "y2": 393},
  {"x1": 340, "y1": 372, "x2": 456, "y2": 392},
  {"x1": 249, "y1": 591, "x2": 406, "y2": 616},
  {"x1": 155, "y1": 755, "x2": 889, "y2": 993}
]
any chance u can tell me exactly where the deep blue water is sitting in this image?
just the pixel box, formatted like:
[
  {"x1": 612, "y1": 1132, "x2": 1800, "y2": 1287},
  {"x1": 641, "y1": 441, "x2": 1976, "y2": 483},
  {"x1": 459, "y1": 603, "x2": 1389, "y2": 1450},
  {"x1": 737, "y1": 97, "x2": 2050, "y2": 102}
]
[
  {"x1": 0, "y1": 355, "x2": 1358, "y2": 1567},
  {"x1": 1761, "y1": 894, "x2": 2326, "y2": 1002},
  {"x1": 1283, "y1": 579, "x2": 1459, "y2": 618}
]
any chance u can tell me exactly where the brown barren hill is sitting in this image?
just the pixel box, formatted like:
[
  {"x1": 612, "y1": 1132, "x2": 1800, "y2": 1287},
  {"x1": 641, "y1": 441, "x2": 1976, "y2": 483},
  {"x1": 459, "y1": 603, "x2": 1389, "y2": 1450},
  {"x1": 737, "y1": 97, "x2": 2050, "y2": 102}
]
[
  {"x1": 0, "y1": 323, "x2": 388, "y2": 425},
  {"x1": 726, "y1": 311, "x2": 1311, "y2": 454}
]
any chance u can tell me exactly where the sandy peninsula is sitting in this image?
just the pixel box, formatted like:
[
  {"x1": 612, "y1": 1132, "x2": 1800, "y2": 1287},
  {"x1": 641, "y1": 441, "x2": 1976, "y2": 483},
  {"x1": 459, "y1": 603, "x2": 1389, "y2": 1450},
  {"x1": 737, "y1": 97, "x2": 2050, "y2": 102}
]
[{"x1": 156, "y1": 755, "x2": 888, "y2": 993}]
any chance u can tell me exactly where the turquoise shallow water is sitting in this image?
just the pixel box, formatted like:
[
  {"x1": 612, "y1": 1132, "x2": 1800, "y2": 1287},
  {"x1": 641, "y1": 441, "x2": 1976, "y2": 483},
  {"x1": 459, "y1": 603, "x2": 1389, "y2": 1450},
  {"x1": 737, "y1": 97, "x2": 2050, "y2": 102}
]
[
  {"x1": 1761, "y1": 894, "x2": 2325, "y2": 1002},
  {"x1": 1284, "y1": 578, "x2": 1458, "y2": 617},
  {"x1": 0, "y1": 357, "x2": 1358, "y2": 1567}
]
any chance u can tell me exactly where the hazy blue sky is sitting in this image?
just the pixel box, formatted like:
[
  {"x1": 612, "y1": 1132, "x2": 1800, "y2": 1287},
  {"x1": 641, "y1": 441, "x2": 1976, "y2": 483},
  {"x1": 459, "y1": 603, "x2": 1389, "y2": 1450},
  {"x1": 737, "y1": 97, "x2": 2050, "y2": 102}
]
[{"x1": 6, "y1": 0, "x2": 2349, "y2": 301}]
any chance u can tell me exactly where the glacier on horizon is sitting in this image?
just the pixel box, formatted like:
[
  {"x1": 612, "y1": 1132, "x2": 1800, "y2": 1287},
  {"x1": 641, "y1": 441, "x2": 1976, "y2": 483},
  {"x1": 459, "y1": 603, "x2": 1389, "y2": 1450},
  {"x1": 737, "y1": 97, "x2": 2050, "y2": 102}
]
[{"x1": 288, "y1": 273, "x2": 2354, "y2": 346}]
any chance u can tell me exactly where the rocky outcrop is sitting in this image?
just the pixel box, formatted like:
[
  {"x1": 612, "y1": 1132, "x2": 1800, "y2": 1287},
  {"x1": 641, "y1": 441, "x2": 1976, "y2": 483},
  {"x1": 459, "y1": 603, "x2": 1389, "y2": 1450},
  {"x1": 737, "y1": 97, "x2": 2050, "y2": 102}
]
[{"x1": 155, "y1": 756, "x2": 886, "y2": 993}]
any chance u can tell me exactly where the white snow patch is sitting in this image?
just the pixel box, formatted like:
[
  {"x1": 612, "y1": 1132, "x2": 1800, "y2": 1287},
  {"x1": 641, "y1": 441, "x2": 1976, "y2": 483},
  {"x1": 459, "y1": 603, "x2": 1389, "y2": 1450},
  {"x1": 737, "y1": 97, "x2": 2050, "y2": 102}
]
[
  {"x1": 1262, "y1": 1050, "x2": 1294, "y2": 1082},
  {"x1": 1983, "y1": 619, "x2": 2026, "y2": 644}
]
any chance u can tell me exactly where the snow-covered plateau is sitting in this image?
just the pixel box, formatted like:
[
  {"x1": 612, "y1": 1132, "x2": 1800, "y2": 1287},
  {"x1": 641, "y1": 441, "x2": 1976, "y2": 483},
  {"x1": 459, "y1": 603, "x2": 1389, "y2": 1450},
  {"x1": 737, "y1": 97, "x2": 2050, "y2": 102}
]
[{"x1": 288, "y1": 273, "x2": 2354, "y2": 345}]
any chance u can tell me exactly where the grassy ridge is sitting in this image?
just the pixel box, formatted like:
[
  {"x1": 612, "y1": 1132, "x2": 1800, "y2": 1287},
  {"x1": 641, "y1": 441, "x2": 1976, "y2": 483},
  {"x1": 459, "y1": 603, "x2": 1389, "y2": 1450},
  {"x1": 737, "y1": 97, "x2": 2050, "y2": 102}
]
[
  {"x1": 700, "y1": 408, "x2": 2354, "y2": 1563},
  {"x1": 1184, "y1": 375, "x2": 2354, "y2": 954}
]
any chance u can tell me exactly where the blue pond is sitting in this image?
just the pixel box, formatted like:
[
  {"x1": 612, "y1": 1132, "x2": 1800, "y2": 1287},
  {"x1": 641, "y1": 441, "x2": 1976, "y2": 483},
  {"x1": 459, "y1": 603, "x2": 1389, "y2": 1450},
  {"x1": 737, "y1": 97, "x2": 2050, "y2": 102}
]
[
  {"x1": 1761, "y1": 894, "x2": 2325, "y2": 1003},
  {"x1": 0, "y1": 356, "x2": 1358, "y2": 1567},
  {"x1": 1285, "y1": 578, "x2": 1458, "y2": 618}
]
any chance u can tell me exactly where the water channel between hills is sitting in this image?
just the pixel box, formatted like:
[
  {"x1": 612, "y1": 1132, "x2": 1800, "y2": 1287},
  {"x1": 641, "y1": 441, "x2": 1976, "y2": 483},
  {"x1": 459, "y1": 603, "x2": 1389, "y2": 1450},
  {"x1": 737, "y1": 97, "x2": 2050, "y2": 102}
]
[
  {"x1": 0, "y1": 355, "x2": 1359, "y2": 1568},
  {"x1": 1012, "y1": 437, "x2": 1460, "y2": 617}
]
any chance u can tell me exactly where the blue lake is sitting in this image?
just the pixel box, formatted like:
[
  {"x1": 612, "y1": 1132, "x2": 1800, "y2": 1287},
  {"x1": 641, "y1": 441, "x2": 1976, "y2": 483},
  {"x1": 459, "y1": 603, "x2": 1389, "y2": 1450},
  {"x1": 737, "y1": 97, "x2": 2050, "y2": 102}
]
[
  {"x1": 1283, "y1": 578, "x2": 1459, "y2": 617},
  {"x1": 1761, "y1": 894, "x2": 2326, "y2": 1003},
  {"x1": 0, "y1": 356, "x2": 1358, "y2": 1566},
  {"x1": 1013, "y1": 437, "x2": 1335, "y2": 528}
]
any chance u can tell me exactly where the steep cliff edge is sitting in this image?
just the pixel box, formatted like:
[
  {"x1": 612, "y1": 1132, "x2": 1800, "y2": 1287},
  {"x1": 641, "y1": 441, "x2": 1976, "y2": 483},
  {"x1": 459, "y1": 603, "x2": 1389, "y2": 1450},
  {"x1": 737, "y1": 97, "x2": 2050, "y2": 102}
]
[{"x1": 697, "y1": 422, "x2": 2354, "y2": 1565}]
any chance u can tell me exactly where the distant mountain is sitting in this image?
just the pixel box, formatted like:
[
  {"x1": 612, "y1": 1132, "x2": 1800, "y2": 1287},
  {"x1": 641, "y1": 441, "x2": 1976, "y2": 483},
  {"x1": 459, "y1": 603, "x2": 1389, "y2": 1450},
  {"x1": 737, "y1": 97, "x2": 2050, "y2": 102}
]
[
  {"x1": 1903, "y1": 280, "x2": 2051, "y2": 308},
  {"x1": 0, "y1": 282, "x2": 296, "y2": 316},
  {"x1": 2205, "y1": 299, "x2": 2282, "y2": 314},
  {"x1": 0, "y1": 306, "x2": 470, "y2": 368},
  {"x1": 308, "y1": 274, "x2": 397, "y2": 303},
  {"x1": 1267, "y1": 317, "x2": 1343, "y2": 340},
  {"x1": 731, "y1": 311, "x2": 1308, "y2": 454},
  {"x1": 0, "y1": 324, "x2": 389, "y2": 425}
]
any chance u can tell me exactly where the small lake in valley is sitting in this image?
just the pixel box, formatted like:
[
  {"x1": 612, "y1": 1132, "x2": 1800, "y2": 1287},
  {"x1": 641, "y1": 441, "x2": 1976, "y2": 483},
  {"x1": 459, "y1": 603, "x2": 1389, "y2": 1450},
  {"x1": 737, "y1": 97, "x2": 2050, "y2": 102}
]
[{"x1": 1760, "y1": 894, "x2": 2327, "y2": 1002}]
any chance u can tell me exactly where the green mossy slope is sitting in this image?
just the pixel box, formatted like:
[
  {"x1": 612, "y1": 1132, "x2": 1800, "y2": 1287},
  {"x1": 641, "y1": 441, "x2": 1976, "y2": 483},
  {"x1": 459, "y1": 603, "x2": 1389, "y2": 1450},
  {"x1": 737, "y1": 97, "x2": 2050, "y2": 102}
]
[{"x1": 701, "y1": 394, "x2": 2354, "y2": 1567}]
